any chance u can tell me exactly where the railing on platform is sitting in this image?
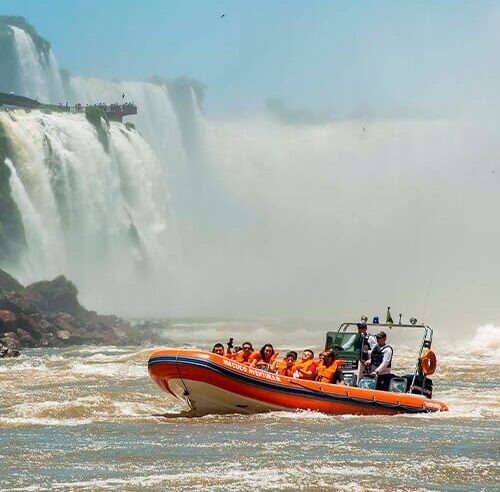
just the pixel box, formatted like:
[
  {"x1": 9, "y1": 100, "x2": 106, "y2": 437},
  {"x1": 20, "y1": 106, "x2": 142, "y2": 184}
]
[{"x1": 0, "y1": 93, "x2": 137, "y2": 123}]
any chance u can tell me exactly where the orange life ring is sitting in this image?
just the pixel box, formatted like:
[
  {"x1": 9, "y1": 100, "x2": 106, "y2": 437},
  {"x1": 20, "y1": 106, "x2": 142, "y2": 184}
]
[{"x1": 419, "y1": 348, "x2": 437, "y2": 376}]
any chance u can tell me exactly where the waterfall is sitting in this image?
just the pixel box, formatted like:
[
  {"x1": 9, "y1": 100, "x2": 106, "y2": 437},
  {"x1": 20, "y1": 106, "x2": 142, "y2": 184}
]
[
  {"x1": 0, "y1": 111, "x2": 175, "y2": 314},
  {"x1": 1, "y1": 21, "x2": 498, "y2": 331},
  {"x1": 9, "y1": 25, "x2": 64, "y2": 103}
]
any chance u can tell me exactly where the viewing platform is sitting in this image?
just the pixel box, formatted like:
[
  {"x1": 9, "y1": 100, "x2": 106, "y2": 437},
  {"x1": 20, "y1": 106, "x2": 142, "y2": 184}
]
[
  {"x1": 0, "y1": 92, "x2": 138, "y2": 123},
  {"x1": 68, "y1": 102, "x2": 138, "y2": 123}
]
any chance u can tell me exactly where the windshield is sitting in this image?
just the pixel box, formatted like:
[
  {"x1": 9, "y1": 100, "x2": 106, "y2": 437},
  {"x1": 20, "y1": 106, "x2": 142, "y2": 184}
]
[{"x1": 325, "y1": 332, "x2": 362, "y2": 360}]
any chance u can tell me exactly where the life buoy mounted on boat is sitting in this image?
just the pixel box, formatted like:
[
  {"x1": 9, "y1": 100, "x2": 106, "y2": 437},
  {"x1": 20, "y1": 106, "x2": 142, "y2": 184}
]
[{"x1": 419, "y1": 348, "x2": 437, "y2": 376}]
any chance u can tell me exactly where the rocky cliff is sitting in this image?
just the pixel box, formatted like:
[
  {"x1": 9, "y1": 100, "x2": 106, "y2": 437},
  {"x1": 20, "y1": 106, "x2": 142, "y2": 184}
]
[{"x1": 0, "y1": 269, "x2": 144, "y2": 357}]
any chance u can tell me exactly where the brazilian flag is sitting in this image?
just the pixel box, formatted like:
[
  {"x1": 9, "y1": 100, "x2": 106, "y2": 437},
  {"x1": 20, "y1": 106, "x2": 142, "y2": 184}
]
[{"x1": 386, "y1": 307, "x2": 394, "y2": 324}]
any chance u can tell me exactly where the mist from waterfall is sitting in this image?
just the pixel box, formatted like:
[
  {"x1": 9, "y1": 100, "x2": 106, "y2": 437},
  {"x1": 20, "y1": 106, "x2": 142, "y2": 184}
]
[{"x1": 1, "y1": 22, "x2": 499, "y2": 333}]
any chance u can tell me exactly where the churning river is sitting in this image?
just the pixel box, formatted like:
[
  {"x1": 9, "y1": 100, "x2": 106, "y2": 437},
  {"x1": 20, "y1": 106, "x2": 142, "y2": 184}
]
[{"x1": 1, "y1": 321, "x2": 498, "y2": 491}]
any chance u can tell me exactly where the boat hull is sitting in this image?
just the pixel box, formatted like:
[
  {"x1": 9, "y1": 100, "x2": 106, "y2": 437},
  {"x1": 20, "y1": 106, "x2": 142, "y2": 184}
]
[{"x1": 148, "y1": 349, "x2": 448, "y2": 416}]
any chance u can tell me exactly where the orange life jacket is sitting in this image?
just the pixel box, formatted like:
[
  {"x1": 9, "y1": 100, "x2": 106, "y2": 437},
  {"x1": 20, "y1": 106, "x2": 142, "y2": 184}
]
[
  {"x1": 276, "y1": 360, "x2": 296, "y2": 377},
  {"x1": 316, "y1": 361, "x2": 342, "y2": 383},
  {"x1": 235, "y1": 350, "x2": 257, "y2": 365},
  {"x1": 250, "y1": 351, "x2": 280, "y2": 367},
  {"x1": 294, "y1": 359, "x2": 317, "y2": 380}
]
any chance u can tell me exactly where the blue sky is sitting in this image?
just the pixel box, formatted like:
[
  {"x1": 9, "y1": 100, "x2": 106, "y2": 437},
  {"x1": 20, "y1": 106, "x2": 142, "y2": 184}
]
[{"x1": 1, "y1": 0, "x2": 499, "y2": 116}]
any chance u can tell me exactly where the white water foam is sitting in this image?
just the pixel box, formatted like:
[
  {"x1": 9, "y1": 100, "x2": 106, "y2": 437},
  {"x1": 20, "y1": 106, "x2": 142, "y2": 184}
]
[
  {"x1": 9, "y1": 25, "x2": 64, "y2": 102},
  {"x1": 1, "y1": 110, "x2": 176, "y2": 314}
]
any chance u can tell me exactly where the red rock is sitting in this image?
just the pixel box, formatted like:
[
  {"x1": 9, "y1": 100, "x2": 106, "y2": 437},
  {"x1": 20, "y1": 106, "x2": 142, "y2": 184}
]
[
  {"x1": 16, "y1": 329, "x2": 36, "y2": 347},
  {"x1": 0, "y1": 310, "x2": 16, "y2": 322},
  {"x1": 56, "y1": 330, "x2": 71, "y2": 340}
]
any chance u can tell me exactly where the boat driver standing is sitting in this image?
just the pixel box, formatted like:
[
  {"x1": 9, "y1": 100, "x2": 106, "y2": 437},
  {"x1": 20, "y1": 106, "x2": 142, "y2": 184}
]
[
  {"x1": 358, "y1": 316, "x2": 376, "y2": 362},
  {"x1": 364, "y1": 331, "x2": 393, "y2": 391}
]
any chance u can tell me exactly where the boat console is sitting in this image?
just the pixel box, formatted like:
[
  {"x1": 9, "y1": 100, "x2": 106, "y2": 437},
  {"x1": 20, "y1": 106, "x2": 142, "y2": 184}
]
[{"x1": 326, "y1": 321, "x2": 436, "y2": 398}]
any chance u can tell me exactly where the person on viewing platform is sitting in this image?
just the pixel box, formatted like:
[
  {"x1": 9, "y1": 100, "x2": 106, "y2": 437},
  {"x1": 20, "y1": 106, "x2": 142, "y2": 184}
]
[
  {"x1": 234, "y1": 342, "x2": 255, "y2": 365},
  {"x1": 294, "y1": 350, "x2": 317, "y2": 380},
  {"x1": 315, "y1": 349, "x2": 345, "y2": 385},
  {"x1": 275, "y1": 351, "x2": 298, "y2": 376},
  {"x1": 250, "y1": 344, "x2": 279, "y2": 370},
  {"x1": 363, "y1": 331, "x2": 393, "y2": 391}
]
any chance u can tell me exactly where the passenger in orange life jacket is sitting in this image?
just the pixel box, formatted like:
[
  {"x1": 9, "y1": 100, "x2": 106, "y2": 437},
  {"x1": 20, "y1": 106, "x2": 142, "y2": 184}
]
[
  {"x1": 250, "y1": 344, "x2": 279, "y2": 369},
  {"x1": 234, "y1": 342, "x2": 255, "y2": 365},
  {"x1": 294, "y1": 349, "x2": 317, "y2": 380},
  {"x1": 212, "y1": 343, "x2": 225, "y2": 356},
  {"x1": 315, "y1": 349, "x2": 345, "y2": 385},
  {"x1": 275, "y1": 351, "x2": 298, "y2": 377}
]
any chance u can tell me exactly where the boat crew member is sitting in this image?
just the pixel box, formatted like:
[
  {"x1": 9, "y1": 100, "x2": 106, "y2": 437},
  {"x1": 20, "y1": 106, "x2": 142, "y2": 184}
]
[
  {"x1": 294, "y1": 350, "x2": 317, "y2": 380},
  {"x1": 250, "y1": 344, "x2": 279, "y2": 370},
  {"x1": 315, "y1": 349, "x2": 345, "y2": 385},
  {"x1": 275, "y1": 351, "x2": 298, "y2": 376},
  {"x1": 365, "y1": 331, "x2": 393, "y2": 391},
  {"x1": 358, "y1": 319, "x2": 376, "y2": 361},
  {"x1": 234, "y1": 342, "x2": 255, "y2": 365}
]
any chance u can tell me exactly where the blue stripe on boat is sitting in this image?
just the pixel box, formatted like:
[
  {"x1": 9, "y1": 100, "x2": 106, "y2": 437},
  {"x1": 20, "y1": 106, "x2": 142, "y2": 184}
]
[{"x1": 148, "y1": 355, "x2": 424, "y2": 413}]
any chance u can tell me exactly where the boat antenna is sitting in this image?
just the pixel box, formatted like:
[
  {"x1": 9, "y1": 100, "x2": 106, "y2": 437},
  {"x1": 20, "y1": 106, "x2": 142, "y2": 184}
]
[{"x1": 386, "y1": 306, "x2": 394, "y2": 325}]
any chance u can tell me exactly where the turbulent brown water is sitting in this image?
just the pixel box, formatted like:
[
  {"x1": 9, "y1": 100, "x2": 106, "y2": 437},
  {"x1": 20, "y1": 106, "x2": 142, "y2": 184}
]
[{"x1": 1, "y1": 321, "x2": 498, "y2": 491}]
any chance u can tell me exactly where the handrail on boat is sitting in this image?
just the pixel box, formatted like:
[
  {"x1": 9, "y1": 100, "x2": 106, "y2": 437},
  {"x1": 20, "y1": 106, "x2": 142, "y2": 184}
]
[{"x1": 336, "y1": 321, "x2": 434, "y2": 394}]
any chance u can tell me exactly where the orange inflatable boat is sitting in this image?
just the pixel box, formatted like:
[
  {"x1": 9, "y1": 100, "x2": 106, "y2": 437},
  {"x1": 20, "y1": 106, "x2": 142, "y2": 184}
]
[{"x1": 148, "y1": 322, "x2": 448, "y2": 416}]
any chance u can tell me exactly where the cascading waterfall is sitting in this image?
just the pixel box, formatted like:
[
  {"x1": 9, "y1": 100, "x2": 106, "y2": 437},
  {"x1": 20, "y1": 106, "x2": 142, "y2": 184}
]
[
  {"x1": 0, "y1": 111, "x2": 175, "y2": 314},
  {"x1": 9, "y1": 25, "x2": 64, "y2": 103},
  {"x1": 67, "y1": 77, "x2": 193, "y2": 213},
  {"x1": 1, "y1": 21, "x2": 498, "y2": 330}
]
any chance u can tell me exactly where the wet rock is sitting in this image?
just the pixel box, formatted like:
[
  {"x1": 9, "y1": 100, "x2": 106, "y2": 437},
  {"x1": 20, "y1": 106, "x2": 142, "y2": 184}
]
[
  {"x1": 54, "y1": 313, "x2": 76, "y2": 333},
  {"x1": 26, "y1": 275, "x2": 83, "y2": 315},
  {"x1": 0, "y1": 331, "x2": 21, "y2": 357},
  {"x1": 0, "y1": 269, "x2": 143, "y2": 353},
  {"x1": 56, "y1": 330, "x2": 71, "y2": 340},
  {"x1": 2, "y1": 291, "x2": 44, "y2": 315},
  {"x1": 0, "y1": 269, "x2": 24, "y2": 293},
  {"x1": 17, "y1": 314, "x2": 43, "y2": 339},
  {"x1": 0, "y1": 309, "x2": 17, "y2": 333},
  {"x1": 16, "y1": 328, "x2": 37, "y2": 347}
]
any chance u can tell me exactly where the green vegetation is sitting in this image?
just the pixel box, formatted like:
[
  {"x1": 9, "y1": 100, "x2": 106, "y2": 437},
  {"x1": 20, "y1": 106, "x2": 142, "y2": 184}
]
[
  {"x1": 27, "y1": 275, "x2": 83, "y2": 315},
  {"x1": 85, "y1": 106, "x2": 110, "y2": 153},
  {"x1": 0, "y1": 121, "x2": 26, "y2": 263}
]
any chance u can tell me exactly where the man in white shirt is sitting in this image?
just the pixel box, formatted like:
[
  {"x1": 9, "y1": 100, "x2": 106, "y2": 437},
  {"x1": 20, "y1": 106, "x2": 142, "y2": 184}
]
[{"x1": 365, "y1": 331, "x2": 393, "y2": 391}]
